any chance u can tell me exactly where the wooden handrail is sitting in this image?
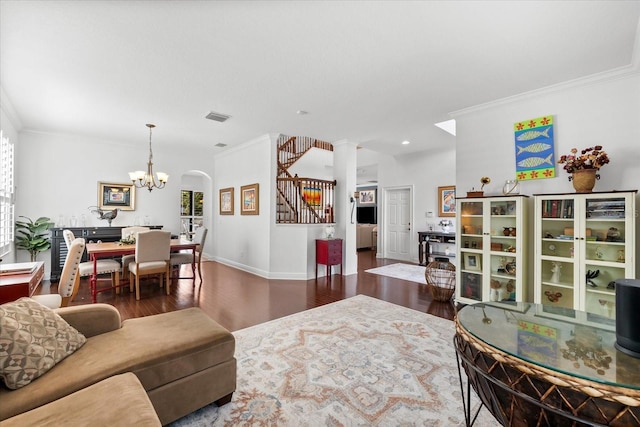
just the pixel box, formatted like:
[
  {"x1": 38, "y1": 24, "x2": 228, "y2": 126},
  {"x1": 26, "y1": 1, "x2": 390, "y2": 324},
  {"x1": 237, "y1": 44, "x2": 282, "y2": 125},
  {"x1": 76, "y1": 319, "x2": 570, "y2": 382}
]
[{"x1": 276, "y1": 135, "x2": 336, "y2": 224}]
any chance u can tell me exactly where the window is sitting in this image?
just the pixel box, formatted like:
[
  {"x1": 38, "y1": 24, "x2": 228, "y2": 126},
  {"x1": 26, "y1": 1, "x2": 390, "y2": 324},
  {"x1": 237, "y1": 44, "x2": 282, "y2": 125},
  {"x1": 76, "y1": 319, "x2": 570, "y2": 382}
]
[
  {"x1": 0, "y1": 130, "x2": 15, "y2": 257},
  {"x1": 180, "y1": 190, "x2": 203, "y2": 238}
]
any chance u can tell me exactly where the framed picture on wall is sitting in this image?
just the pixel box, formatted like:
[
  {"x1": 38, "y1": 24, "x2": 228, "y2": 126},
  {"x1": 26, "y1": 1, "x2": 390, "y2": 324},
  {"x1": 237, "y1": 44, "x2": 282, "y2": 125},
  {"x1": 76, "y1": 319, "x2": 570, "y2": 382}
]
[
  {"x1": 219, "y1": 187, "x2": 234, "y2": 215},
  {"x1": 359, "y1": 189, "x2": 376, "y2": 204},
  {"x1": 240, "y1": 183, "x2": 259, "y2": 215},
  {"x1": 438, "y1": 185, "x2": 456, "y2": 217},
  {"x1": 98, "y1": 182, "x2": 135, "y2": 211}
]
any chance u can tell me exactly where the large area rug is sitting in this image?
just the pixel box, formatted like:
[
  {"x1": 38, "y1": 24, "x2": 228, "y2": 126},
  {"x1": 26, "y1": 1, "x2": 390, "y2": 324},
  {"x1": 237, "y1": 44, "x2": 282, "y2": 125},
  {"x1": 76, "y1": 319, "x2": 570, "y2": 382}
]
[
  {"x1": 365, "y1": 263, "x2": 428, "y2": 285},
  {"x1": 171, "y1": 295, "x2": 496, "y2": 426}
]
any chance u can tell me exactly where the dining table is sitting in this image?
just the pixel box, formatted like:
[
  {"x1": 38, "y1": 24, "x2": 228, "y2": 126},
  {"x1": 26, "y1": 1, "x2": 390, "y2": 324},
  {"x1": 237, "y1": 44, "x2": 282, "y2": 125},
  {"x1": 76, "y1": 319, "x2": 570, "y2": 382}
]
[{"x1": 85, "y1": 238, "x2": 198, "y2": 303}]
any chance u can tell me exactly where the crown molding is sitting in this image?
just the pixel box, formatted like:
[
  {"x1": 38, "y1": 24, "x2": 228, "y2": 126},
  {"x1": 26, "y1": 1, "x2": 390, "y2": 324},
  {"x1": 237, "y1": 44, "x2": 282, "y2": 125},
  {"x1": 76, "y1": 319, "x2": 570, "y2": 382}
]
[
  {"x1": 450, "y1": 63, "x2": 639, "y2": 119},
  {"x1": 451, "y1": 17, "x2": 639, "y2": 118}
]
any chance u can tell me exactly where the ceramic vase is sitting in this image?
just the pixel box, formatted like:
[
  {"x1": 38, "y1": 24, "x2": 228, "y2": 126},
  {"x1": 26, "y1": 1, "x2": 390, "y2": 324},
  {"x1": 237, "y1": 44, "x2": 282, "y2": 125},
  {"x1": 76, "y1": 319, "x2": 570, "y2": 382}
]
[{"x1": 570, "y1": 169, "x2": 599, "y2": 193}]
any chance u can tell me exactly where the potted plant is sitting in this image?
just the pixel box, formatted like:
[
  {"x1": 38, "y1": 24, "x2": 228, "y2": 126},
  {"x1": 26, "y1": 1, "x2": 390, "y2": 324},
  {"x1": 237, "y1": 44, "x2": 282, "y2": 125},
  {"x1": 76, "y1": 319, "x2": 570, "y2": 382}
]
[{"x1": 15, "y1": 216, "x2": 55, "y2": 262}]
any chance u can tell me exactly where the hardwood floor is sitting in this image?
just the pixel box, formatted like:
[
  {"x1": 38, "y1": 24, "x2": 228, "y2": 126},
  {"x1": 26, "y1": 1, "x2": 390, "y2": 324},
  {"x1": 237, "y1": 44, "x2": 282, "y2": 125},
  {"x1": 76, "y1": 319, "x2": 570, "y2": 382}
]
[{"x1": 47, "y1": 249, "x2": 457, "y2": 332}]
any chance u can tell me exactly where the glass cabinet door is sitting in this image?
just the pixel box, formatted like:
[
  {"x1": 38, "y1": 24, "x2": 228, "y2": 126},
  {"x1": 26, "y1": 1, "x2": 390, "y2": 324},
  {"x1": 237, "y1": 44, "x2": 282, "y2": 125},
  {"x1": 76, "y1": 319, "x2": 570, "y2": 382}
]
[
  {"x1": 488, "y1": 199, "x2": 518, "y2": 302},
  {"x1": 459, "y1": 200, "x2": 484, "y2": 302},
  {"x1": 582, "y1": 196, "x2": 627, "y2": 318},
  {"x1": 537, "y1": 196, "x2": 577, "y2": 311}
]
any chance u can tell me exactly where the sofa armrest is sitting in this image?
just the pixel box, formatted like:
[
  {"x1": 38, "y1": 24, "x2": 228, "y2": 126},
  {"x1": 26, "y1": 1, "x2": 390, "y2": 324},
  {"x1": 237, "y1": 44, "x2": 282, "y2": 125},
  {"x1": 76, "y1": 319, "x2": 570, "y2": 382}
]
[{"x1": 54, "y1": 303, "x2": 121, "y2": 337}]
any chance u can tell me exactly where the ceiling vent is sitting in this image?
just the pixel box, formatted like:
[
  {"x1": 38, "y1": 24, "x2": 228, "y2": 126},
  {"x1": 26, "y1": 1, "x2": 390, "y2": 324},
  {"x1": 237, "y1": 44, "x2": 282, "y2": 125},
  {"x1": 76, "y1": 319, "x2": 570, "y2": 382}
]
[
  {"x1": 205, "y1": 111, "x2": 231, "y2": 122},
  {"x1": 215, "y1": 143, "x2": 227, "y2": 148}
]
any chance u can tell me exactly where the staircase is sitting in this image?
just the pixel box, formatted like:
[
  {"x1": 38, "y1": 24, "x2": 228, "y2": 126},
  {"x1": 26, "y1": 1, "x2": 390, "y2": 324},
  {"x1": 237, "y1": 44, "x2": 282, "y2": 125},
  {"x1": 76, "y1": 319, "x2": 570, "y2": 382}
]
[{"x1": 276, "y1": 135, "x2": 336, "y2": 224}]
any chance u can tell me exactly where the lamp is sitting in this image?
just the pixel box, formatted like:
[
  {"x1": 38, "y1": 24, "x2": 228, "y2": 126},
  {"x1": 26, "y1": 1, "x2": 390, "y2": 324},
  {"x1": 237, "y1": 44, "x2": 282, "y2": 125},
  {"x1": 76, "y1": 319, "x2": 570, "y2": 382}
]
[{"x1": 129, "y1": 124, "x2": 169, "y2": 192}]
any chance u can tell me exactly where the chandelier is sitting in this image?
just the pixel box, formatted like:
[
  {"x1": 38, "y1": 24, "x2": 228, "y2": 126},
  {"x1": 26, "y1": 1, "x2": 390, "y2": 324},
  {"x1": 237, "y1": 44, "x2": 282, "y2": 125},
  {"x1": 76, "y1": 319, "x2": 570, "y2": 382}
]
[{"x1": 129, "y1": 124, "x2": 169, "y2": 192}]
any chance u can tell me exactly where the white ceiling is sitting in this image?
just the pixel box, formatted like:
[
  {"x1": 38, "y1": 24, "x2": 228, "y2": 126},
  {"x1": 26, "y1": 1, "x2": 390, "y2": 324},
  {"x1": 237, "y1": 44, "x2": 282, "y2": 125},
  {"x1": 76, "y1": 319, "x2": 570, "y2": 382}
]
[{"x1": 1, "y1": 1, "x2": 639, "y2": 161}]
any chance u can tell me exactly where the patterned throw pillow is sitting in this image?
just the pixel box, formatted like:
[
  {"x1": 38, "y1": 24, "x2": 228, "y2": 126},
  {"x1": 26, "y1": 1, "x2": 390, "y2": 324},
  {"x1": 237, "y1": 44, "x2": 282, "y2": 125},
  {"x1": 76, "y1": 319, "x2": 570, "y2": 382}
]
[{"x1": 0, "y1": 297, "x2": 87, "y2": 389}]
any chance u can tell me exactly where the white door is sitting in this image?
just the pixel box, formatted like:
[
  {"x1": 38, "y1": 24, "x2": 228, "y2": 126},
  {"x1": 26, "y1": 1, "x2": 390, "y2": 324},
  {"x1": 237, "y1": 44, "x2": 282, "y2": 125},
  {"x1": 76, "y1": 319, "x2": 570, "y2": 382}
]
[{"x1": 384, "y1": 187, "x2": 411, "y2": 261}]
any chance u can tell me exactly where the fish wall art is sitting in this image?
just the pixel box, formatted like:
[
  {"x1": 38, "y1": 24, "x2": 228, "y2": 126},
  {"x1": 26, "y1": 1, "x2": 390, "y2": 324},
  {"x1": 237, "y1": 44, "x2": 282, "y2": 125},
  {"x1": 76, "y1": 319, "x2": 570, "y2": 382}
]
[{"x1": 514, "y1": 115, "x2": 556, "y2": 181}]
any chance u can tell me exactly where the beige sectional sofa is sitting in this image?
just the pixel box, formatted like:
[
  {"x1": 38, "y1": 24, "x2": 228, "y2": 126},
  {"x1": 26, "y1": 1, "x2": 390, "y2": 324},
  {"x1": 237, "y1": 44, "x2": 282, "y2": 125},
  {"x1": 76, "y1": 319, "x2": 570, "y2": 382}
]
[{"x1": 0, "y1": 302, "x2": 236, "y2": 425}]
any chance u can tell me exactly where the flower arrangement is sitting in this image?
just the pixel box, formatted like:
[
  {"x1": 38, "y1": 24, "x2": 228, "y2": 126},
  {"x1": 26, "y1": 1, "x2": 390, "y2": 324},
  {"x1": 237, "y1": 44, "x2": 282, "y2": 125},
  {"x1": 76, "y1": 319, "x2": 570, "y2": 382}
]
[{"x1": 558, "y1": 145, "x2": 609, "y2": 174}]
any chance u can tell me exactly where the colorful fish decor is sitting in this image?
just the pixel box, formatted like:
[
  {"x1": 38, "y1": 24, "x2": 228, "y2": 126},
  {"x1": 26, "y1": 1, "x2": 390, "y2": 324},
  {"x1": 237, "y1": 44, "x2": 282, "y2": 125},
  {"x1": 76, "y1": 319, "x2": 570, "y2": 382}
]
[{"x1": 514, "y1": 115, "x2": 556, "y2": 181}]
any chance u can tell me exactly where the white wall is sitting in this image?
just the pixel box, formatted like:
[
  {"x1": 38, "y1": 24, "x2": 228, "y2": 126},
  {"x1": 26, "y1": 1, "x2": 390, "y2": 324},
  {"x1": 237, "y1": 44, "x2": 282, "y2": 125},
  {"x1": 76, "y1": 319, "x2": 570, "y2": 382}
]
[
  {"x1": 454, "y1": 73, "x2": 640, "y2": 197},
  {"x1": 377, "y1": 147, "x2": 457, "y2": 262},
  {"x1": 211, "y1": 134, "x2": 274, "y2": 276},
  {"x1": 13, "y1": 129, "x2": 216, "y2": 278},
  {"x1": 454, "y1": 71, "x2": 640, "y2": 284}
]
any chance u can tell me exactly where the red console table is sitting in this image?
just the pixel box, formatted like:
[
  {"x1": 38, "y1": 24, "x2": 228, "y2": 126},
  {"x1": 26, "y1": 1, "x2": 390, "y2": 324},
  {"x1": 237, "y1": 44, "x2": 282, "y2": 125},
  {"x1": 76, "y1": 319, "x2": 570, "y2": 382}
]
[{"x1": 316, "y1": 238, "x2": 343, "y2": 279}]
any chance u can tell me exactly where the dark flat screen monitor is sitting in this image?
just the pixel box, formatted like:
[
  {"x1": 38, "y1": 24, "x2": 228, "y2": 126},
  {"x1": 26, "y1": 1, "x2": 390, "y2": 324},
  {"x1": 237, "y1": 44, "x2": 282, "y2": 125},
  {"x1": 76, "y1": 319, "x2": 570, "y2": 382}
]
[{"x1": 357, "y1": 206, "x2": 377, "y2": 224}]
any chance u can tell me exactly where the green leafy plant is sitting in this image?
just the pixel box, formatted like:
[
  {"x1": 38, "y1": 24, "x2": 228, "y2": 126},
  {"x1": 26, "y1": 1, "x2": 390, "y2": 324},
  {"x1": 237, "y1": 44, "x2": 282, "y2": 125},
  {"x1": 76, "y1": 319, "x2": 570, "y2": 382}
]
[{"x1": 15, "y1": 216, "x2": 54, "y2": 262}]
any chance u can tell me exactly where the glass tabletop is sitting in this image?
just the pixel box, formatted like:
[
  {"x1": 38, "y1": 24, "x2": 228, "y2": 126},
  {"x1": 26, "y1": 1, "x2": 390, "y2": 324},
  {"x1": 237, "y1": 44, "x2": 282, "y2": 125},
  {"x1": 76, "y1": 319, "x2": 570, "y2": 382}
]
[{"x1": 457, "y1": 302, "x2": 640, "y2": 390}]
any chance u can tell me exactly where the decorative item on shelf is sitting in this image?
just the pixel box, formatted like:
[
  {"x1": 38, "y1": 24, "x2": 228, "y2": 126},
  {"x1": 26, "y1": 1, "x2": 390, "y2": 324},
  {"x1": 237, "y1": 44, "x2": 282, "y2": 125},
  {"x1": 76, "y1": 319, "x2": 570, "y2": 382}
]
[
  {"x1": 505, "y1": 261, "x2": 516, "y2": 275},
  {"x1": 595, "y1": 246, "x2": 604, "y2": 259},
  {"x1": 439, "y1": 219, "x2": 452, "y2": 233},
  {"x1": 325, "y1": 224, "x2": 335, "y2": 239},
  {"x1": 550, "y1": 261, "x2": 562, "y2": 283},
  {"x1": 558, "y1": 145, "x2": 608, "y2": 193},
  {"x1": 467, "y1": 176, "x2": 491, "y2": 197},
  {"x1": 606, "y1": 227, "x2": 622, "y2": 242},
  {"x1": 88, "y1": 206, "x2": 119, "y2": 226},
  {"x1": 490, "y1": 279, "x2": 505, "y2": 302},
  {"x1": 424, "y1": 257, "x2": 456, "y2": 302},
  {"x1": 502, "y1": 179, "x2": 520, "y2": 195},
  {"x1": 128, "y1": 124, "x2": 169, "y2": 192},
  {"x1": 545, "y1": 290, "x2": 563, "y2": 303},
  {"x1": 505, "y1": 280, "x2": 516, "y2": 301},
  {"x1": 586, "y1": 269, "x2": 600, "y2": 287},
  {"x1": 618, "y1": 250, "x2": 625, "y2": 262}
]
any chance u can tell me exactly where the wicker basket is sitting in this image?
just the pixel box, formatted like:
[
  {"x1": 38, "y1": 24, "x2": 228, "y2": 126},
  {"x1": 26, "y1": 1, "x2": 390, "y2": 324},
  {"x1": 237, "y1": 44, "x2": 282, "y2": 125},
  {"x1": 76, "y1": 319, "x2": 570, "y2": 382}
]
[{"x1": 424, "y1": 257, "x2": 456, "y2": 302}]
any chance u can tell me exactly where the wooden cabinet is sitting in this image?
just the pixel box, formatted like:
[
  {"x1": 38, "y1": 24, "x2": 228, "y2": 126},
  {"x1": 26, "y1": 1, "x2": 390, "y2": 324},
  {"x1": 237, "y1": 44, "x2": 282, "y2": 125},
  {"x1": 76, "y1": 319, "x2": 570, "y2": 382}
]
[
  {"x1": 0, "y1": 262, "x2": 44, "y2": 304},
  {"x1": 315, "y1": 238, "x2": 343, "y2": 278},
  {"x1": 418, "y1": 231, "x2": 456, "y2": 265},
  {"x1": 49, "y1": 226, "x2": 162, "y2": 282},
  {"x1": 533, "y1": 191, "x2": 636, "y2": 322},
  {"x1": 455, "y1": 195, "x2": 529, "y2": 305}
]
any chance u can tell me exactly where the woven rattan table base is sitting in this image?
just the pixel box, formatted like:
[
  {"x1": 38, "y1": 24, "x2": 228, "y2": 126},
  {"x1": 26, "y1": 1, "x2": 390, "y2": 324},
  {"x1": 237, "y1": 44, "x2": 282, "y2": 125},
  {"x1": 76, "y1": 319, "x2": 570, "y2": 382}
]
[{"x1": 455, "y1": 319, "x2": 640, "y2": 426}]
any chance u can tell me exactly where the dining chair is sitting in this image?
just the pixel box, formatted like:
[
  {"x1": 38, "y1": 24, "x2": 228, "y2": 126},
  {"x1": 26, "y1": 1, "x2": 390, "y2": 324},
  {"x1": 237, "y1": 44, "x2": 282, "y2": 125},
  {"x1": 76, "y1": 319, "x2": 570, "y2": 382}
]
[
  {"x1": 33, "y1": 238, "x2": 85, "y2": 308},
  {"x1": 170, "y1": 227, "x2": 208, "y2": 283},
  {"x1": 128, "y1": 230, "x2": 171, "y2": 300},
  {"x1": 62, "y1": 229, "x2": 121, "y2": 294},
  {"x1": 120, "y1": 226, "x2": 150, "y2": 279}
]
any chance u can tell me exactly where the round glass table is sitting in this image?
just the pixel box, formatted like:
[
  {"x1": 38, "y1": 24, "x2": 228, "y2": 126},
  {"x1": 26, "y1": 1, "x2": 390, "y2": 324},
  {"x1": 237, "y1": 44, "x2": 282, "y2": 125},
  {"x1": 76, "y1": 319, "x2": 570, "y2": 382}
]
[{"x1": 454, "y1": 302, "x2": 640, "y2": 426}]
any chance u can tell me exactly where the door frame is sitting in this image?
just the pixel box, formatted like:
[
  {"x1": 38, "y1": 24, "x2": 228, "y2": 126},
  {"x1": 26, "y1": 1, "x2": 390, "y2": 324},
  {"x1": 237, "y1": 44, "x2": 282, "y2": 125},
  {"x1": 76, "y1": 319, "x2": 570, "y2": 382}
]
[{"x1": 381, "y1": 185, "x2": 414, "y2": 261}]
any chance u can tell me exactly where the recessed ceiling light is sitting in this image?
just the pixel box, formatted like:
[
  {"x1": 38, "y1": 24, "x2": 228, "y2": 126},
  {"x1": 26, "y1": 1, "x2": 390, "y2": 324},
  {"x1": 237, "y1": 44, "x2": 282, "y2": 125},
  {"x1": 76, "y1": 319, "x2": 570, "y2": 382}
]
[
  {"x1": 402, "y1": 140, "x2": 411, "y2": 145},
  {"x1": 435, "y1": 119, "x2": 456, "y2": 136}
]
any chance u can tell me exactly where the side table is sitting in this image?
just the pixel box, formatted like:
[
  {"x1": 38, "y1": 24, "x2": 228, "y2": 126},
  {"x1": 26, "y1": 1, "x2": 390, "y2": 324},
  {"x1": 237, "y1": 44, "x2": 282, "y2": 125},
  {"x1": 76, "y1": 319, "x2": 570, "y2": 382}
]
[
  {"x1": 0, "y1": 261, "x2": 45, "y2": 304},
  {"x1": 316, "y1": 238, "x2": 343, "y2": 279}
]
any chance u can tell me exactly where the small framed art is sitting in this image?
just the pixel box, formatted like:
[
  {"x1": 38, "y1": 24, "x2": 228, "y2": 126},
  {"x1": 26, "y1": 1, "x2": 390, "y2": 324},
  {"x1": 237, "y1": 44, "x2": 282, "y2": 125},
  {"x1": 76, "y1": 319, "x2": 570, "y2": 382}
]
[
  {"x1": 98, "y1": 182, "x2": 135, "y2": 211},
  {"x1": 219, "y1": 187, "x2": 234, "y2": 215},
  {"x1": 359, "y1": 189, "x2": 376, "y2": 204},
  {"x1": 438, "y1": 185, "x2": 456, "y2": 217},
  {"x1": 241, "y1": 183, "x2": 259, "y2": 215},
  {"x1": 464, "y1": 253, "x2": 481, "y2": 271}
]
